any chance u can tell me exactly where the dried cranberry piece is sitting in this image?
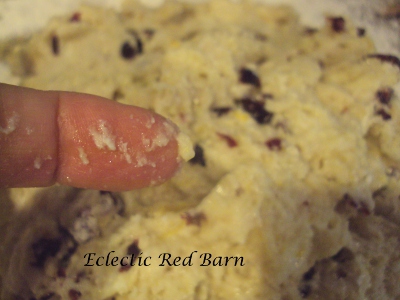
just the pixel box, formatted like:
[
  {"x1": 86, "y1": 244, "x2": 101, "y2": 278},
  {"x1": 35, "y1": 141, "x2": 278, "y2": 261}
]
[
  {"x1": 376, "y1": 109, "x2": 392, "y2": 121},
  {"x1": 121, "y1": 42, "x2": 136, "y2": 59},
  {"x1": 111, "y1": 89, "x2": 124, "y2": 101},
  {"x1": 57, "y1": 267, "x2": 66, "y2": 278},
  {"x1": 120, "y1": 239, "x2": 141, "y2": 272},
  {"x1": 51, "y1": 35, "x2": 60, "y2": 55},
  {"x1": 182, "y1": 212, "x2": 206, "y2": 226},
  {"x1": 68, "y1": 289, "x2": 82, "y2": 300},
  {"x1": 239, "y1": 68, "x2": 261, "y2": 88},
  {"x1": 376, "y1": 87, "x2": 394, "y2": 105},
  {"x1": 127, "y1": 240, "x2": 140, "y2": 257},
  {"x1": 254, "y1": 32, "x2": 268, "y2": 41},
  {"x1": 189, "y1": 144, "x2": 206, "y2": 167},
  {"x1": 341, "y1": 193, "x2": 357, "y2": 207},
  {"x1": 265, "y1": 138, "x2": 282, "y2": 151},
  {"x1": 304, "y1": 27, "x2": 318, "y2": 35},
  {"x1": 217, "y1": 133, "x2": 237, "y2": 148},
  {"x1": 143, "y1": 28, "x2": 155, "y2": 39},
  {"x1": 211, "y1": 107, "x2": 232, "y2": 116},
  {"x1": 120, "y1": 264, "x2": 131, "y2": 272},
  {"x1": 358, "y1": 201, "x2": 371, "y2": 215},
  {"x1": 74, "y1": 271, "x2": 86, "y2": 283},
  {"x1": 335, "y1": 193, "x2": 371, "y2": 215},
  {"x1": 136, "y1": 37, "x2": 143, "y2": 54},
  {"x1": 328, "y1": 17, "x2": 345, "y2": 32},
  {"x1": 262, "y1": 93, "x2": 274, "y2": 100},
  {"x1": 69, "y1": 12, "x2": 81, "y2": 22},
  {"x1": 127, "y1": 30, "x2": 144, "y2": 54},
  {"x1": 31, "y1": 238, "x2": 62, "y2": 268},
  {"x1": 332, "y1": 247, "x2": 354, "y2": 263},
  {"x1": 302, "y1": 267, "x2": 315, "y2": 281},
  {"x1": 357, "y1": 27, "x2": 366, "y2": 37},
  {"x1": 367, "y1": 54, "x2": 400, "y2": 69},
  {"x1": 235, "y1": 98, "x2": 273, "y2": 124}
]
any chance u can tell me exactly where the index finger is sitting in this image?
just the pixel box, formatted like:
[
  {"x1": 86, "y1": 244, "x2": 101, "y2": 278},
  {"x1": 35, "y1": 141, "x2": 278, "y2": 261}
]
[{"x1": 0, "y1": 84, "x2": 193, "y2": 191}]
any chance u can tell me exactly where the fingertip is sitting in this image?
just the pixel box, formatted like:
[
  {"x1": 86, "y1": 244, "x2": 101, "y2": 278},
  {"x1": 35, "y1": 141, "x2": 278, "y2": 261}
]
[{"x1": 56, "y1": 93, "x2": 184, "y2": 191}]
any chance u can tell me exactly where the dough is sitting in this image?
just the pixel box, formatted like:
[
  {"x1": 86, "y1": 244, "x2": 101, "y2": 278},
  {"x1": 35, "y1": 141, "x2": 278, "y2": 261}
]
[{"x1": 1, "y1": 0, "x2": 400, "y2": 299}]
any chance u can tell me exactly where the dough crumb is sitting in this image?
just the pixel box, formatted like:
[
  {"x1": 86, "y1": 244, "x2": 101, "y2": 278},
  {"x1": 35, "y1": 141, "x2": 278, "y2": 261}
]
[
  {"x1": 78, "y1": 147, "x2": 89, "y2": 165},
  {"x1": 135, "y1": 152, "x2": 148, "y2": 167},
  {"x1": 25, "y1": 127, "x2": 33, "y2": 135},
  {"x1": 0, "y1": 112, "x2": 19, "y2": 135},
  {"x1": 33, "y1": 157, "x2": 41, "y2": 169},
  {"x1": 176, "y1": 132, "x2": 195, "y2": 162},
  {"x1": 145, "y1": 116, "x2": 156, "y2": 129},
  {"x1": 89, "y1": 120, "x2": 116, "y2": 151},
  {"x1": 147, "y1": 120, "x2": 177, "y2": 151},
  {"x1": 118, "y1": 140, "x2": 132, "y2": 164}
]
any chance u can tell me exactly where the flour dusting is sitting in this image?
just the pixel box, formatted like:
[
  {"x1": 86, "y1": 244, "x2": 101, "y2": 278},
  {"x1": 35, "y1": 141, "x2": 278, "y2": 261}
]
[
  {"x1": 145, "y1": 116, "x2": 156, "y2": 129},
  {"x1": 176, "y1": 132, "x2": 195, "y2": 162},
  {"x1": 146, "y1": 121, "x2": 177, "y2": 151}
]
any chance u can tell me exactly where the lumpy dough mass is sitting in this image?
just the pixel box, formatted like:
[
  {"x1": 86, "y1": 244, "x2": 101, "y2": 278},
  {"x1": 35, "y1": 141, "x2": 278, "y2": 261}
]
[{"x1": 1, "y1": 0, "x2": 400, "y2": 299}]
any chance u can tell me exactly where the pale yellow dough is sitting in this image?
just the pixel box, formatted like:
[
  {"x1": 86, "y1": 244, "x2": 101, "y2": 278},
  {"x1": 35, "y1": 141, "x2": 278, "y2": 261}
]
[{"x1": 1, "y1": 1, "x2": 400, "y2": 299}]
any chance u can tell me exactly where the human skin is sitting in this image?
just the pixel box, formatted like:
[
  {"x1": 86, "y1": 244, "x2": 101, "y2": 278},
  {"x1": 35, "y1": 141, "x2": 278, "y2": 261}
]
[{"x1": 0, "y1": 83, "x2": 182, "y2": 191}]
